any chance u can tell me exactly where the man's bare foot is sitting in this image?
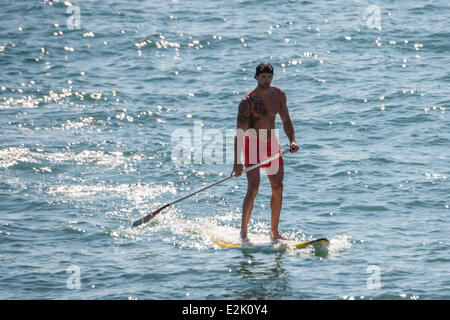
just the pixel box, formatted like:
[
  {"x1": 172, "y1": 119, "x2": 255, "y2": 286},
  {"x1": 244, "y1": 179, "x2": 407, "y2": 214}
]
[
  {"x1": 270, "y1": 231, "x2": 289, "y2": 243},
  {"x1": 240, "y1": 232, "x2": 250, "y2": 245}
]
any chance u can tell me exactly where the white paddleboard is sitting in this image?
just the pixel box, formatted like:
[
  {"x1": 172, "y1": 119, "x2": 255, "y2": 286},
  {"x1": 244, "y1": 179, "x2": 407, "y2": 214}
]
[{"x1": 210, "y1": 236, "x2": 330, "y2": 249}]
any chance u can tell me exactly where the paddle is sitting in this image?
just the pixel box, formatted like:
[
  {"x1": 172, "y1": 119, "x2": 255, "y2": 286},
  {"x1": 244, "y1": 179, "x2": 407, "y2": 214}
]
[{"x1": 132, "y1": 146, "x2": 292, "y2": 227}]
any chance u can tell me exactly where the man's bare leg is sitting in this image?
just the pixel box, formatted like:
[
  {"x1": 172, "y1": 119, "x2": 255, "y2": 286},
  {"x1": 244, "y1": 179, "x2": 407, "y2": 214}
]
[
  {"x1": 267, "y1": 164, "x2": 289, "y2": 242},
  {"x1": 240, "y1": 168, "x2": 260, "y2": 243}
]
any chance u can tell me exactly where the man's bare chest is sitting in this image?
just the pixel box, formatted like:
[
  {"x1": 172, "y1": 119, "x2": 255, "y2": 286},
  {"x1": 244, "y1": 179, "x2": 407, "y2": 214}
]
[{"x1": 247, "y1": 94, "x2": 280, "y2": 118}]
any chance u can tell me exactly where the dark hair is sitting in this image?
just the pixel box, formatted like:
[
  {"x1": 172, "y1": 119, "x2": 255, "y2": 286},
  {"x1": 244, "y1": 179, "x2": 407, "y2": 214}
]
[{"x1": 255, "y1": 62, "x2": 274, "y2": 76}]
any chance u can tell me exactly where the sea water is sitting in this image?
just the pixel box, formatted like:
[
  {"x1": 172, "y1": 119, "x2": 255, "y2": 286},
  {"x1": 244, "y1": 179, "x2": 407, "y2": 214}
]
[{"x1": 0, "y1": 0, "x2": 448, "y2": 299}]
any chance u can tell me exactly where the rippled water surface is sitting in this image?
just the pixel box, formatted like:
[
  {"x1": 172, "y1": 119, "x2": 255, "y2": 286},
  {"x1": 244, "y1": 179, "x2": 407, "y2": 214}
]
[{"x1": 1, "y1": 0, "x2": 449, "y2": 300}]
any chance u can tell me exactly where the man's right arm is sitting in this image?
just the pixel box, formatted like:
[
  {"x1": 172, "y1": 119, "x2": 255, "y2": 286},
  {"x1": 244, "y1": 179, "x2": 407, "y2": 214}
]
[{"x1": 232, "y1": 98, "x2": 251, "y2": 177}]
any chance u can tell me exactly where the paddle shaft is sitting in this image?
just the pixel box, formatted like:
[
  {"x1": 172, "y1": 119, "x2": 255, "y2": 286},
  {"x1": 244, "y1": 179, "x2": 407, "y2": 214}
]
[{"x1": 132, "y1": 146, "x2": 291, "y2": 227}]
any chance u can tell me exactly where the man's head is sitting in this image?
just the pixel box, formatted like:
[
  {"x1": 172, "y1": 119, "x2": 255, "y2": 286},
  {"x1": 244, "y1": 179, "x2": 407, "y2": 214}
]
[{"x1": 254, "y1": 62, "x2": 274, "y2": 90}]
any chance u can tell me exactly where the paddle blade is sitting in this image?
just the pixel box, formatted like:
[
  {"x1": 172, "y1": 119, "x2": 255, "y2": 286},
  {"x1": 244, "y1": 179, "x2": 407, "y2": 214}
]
[{"x1": 132, "y1": 203, "x2": 170, "y2": 227}]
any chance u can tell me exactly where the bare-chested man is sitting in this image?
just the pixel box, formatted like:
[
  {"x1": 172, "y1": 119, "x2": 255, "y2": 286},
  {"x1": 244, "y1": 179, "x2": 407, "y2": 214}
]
[{"x1": 231, "y1": 62, "x2": 299, "y2": 243}]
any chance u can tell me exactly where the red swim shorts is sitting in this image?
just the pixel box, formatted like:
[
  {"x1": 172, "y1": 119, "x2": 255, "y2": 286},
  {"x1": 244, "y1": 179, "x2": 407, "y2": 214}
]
[{"x1": 243, "y1": 135, "x2": 284, "y2": 169}]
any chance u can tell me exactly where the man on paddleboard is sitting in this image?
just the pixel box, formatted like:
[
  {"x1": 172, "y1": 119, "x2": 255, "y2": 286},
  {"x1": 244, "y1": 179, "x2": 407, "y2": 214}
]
[{"x1": 231, "y1": 62, "x2": 299, "y2": 243}]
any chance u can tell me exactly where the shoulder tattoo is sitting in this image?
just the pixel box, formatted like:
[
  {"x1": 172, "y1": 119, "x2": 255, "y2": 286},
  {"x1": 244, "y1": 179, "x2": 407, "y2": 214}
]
[{"x1": 237, "y1": 98, "x2": 252, "y2": 124}]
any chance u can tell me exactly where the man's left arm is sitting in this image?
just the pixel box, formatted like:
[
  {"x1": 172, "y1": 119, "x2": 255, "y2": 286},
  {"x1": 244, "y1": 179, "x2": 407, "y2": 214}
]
[{"x1": 279, "y1": 91, "x2": 299, "y2": 153}]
